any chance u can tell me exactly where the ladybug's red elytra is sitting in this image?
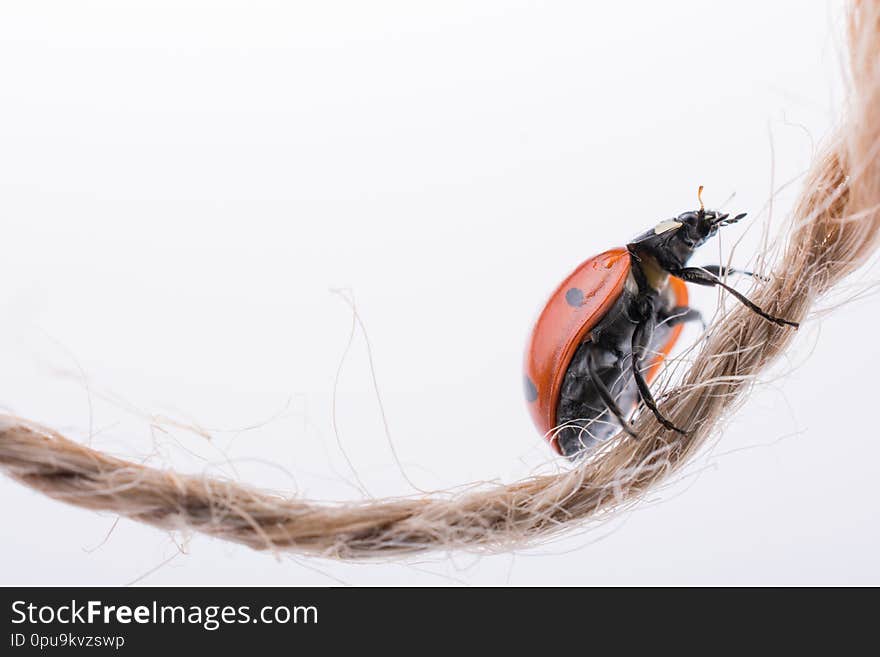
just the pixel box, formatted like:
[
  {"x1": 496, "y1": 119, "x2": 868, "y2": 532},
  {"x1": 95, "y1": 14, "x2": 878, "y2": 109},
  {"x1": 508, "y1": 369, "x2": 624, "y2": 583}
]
[{"x1": 524, "y1": 188, "x2": 799, "y2": 458}]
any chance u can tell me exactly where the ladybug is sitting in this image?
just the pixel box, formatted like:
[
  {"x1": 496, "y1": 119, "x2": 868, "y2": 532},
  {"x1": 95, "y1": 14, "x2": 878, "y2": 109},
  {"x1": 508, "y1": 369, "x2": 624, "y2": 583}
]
[{"x1": 524, "y1": 188, "x2": 799, "y2": 458}]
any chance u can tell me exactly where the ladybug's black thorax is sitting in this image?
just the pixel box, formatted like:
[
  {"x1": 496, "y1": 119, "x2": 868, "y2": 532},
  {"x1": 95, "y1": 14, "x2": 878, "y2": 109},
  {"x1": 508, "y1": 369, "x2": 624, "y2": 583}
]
[
  {"x1": 627, "y1": 251, "x2": 670, "y2": 295},
  {"x1": 626, "y1": 222, "x2": 702, "y2": 274}
]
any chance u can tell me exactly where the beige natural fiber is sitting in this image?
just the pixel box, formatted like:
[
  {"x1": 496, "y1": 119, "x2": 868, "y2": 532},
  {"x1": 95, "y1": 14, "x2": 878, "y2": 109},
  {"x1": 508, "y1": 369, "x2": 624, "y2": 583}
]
[{"x1": 2, "y1": 1, "x2": 880, "y2": 559}]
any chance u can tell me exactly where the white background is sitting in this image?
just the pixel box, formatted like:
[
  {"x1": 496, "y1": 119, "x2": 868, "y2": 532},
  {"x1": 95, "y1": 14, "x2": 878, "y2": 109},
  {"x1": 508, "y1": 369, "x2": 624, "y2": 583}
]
[{"x1": 1, "y1": 0, "x2": 877, "y2": 585}]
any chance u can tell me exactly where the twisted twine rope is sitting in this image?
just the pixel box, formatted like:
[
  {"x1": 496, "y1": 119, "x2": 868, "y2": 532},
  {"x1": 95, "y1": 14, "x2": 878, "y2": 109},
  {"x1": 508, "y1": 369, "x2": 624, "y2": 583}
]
[{"x1": 2, "y1": 1, "x2": 879, "y2": 559}]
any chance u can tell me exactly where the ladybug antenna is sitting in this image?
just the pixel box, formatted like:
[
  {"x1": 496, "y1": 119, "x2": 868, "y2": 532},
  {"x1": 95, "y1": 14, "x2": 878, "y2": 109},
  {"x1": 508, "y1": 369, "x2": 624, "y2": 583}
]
[{"x1": 715, "y1": 212, "x2": 748, "y2": 227}]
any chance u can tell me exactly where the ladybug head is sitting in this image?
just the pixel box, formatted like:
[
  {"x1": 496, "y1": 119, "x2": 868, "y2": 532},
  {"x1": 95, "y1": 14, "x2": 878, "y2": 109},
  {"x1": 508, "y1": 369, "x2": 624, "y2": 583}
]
[
  {"x1": 673, "y1": 206, "x2": 746, "y2": 248},
  {"x1": 629, "y1": 187, "x2": 746, "y2": 269}
]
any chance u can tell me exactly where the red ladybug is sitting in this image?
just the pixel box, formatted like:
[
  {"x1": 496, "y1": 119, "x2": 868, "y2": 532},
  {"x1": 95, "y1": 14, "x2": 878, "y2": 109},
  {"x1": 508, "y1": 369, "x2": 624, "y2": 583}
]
[{"x1": 524, "y1": 188, "x2": 799, "y2": 458}]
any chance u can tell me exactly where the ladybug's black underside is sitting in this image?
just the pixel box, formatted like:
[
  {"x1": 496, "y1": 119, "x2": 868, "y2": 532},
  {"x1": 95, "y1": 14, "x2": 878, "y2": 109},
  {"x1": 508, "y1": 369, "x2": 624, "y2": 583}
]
[{"x1": 555, "y1": 279, "x2": 683, "y2": 458}]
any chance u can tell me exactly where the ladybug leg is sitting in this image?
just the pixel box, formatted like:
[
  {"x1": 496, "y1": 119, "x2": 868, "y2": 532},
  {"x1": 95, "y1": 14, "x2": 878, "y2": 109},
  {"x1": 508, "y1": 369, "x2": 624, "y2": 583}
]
[
  {"x1": 669, "y1": 266, "x2": 799, "y2": 328},
  {"x1": 699, "y1": 265, "x2": 769, "y2": 282},
  {"x1": 663, "y1": 305, "x2": 704, "y2": 330},
  {"x1": 585, "y1": 345, "x2": 639, "y2": 440},
  {"x1": 632, "y1": 319, "x2": 689, "y2": 435}
]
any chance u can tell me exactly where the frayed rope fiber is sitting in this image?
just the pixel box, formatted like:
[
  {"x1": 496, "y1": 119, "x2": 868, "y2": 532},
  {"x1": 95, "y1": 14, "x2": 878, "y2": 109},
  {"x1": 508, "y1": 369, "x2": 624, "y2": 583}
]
[{"x1": 3, "y1": 0, "x2": 880, "y2": 559}]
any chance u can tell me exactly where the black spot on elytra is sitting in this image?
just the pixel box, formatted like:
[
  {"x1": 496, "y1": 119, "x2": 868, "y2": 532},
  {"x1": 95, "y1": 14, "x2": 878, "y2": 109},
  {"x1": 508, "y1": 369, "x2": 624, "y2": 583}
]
[
  {"x1": 523, "y1": 375, "x2": 538, "y2": 402},
  {"x1": 565, "y1": 288, "x2": 584, "y2": 307}
]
